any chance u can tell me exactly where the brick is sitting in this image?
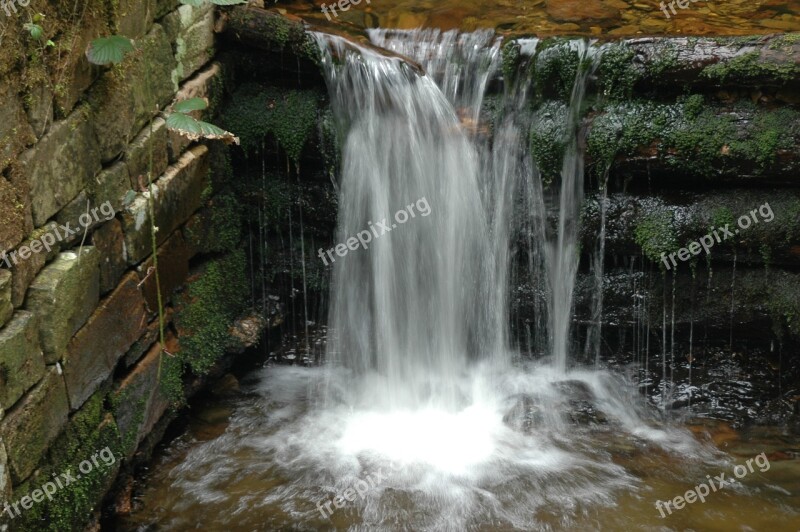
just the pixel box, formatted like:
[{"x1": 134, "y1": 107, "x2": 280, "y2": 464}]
[
  {"x1": 15, "y1": 108, "x2": 101, "y2": 227},
  {"x1": 63, "y1": 273, "x2": 147, "y2": 410},
  {"x1": 8, "y1": 223, "x2": 62, "y2": 308},
  {"x1": 113, "y1": 335, "x2": 175, "y2": 457},
  {"x1": 25, "y1": 249, "x2": 100, "y2": 364},
  {"x1": 121, "y1": 145, "x2": 209, "y2": 265},
  {"x1": 0, "y1": 271, "x2": 11, "y2": 328},
  {"x1": 0, "y1": 174, "x2": 31, "y2": 253},
  {"x1": 136, "y1": 231, "x2": 189, "y2": 313},
  {"x1": 0, "y1": 76, "x2": 36, "y2": 175},
  {"x1": 125, "y1": 118, "x2": 169, "y2": 190},
  {"x1": 88, "y1": 24, "x2": 176, "y2": 163},
  {"x1": 92, "y1": 219, "x2": 127, "y2": 294},
  {"x1": 0, "y1": 367, "x2": 69, "y2": 483},
  {"x1": 0, "y1": 311, "x2": 45, "y2": 411},
  {"x1": 92, "y1": 161, "x2": 130, "y2": 214}
]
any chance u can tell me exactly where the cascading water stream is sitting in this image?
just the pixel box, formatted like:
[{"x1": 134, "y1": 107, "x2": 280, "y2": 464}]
[
  {"x1": 132, "y1": 30, "x2": 724, "y2": 532},
  {"x1": 316, "y1": 31, "x2": 501, "y2": 410}
]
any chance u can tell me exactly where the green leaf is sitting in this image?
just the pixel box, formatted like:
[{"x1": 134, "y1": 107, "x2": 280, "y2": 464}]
[
  {"x1": 86, "y1": 35, "x2": 134, "y2": 66},
  {"x1": 45, "y1": 40, "x2": 55, "y2": 48},
  {"x1": 179, "y1": 0, "x2": 206, "y2": 6},
  {"x1": 166, "y1": 113, "x2": 240, "y2": 145},
  {"x1": 173, "y1": 97, "x2": 209, "y2": 114},
  {"x1": 24, "y1": 23, "x2": 44, "y2": 40}
]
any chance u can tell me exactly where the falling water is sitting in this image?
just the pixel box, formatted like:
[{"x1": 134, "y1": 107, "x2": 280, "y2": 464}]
[
  {"x1": 316, "y1": 30, "x2": 503, "y2": 409},
  {"x1": 137, "y1": 30, "x2": 716, "y2": 531}
]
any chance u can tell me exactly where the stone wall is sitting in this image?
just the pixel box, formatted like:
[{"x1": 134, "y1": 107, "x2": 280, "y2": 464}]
[{"x1": 0, "y1": 2, "x2": 248, "y2": 530}]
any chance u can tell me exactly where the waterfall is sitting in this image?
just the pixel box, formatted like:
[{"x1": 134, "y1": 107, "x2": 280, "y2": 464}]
[
  {"x1": 314, "y1": 31, "x2": 502, "y2": 409},
  {"x1": 316, "y1": 29, "x2": 603, "y2": 395}
]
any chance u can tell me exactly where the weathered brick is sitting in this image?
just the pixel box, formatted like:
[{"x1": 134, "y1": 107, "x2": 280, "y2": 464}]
[
  {"x1": 92, "y1": 219, "x2": 127, "y2": 295},
  {"x1": 0, "y1": 270, "x2": 12, "y2": 328},
  {"x1": 25, "y1": 249, "x2": 100, "y2": 364},
  {"x1": 15, "y1": 107, "x2": 101, "y2": 227},
  {"x1": 88, "y1": 24, "x2": 176, "y2": 163},
  {"x1": 114, "y1": 0, "x2": 156, "y2": 40},
  {"x1": 0, "y1": 311, "x2": 45, "y2": 411},
  {"x1": 124, "y1": 308, "x2": 172, "y2": 368},
  {"x1": 121, "y1": 145, "x2": 209, "y2": 265},
  {"x1": 0, "y1": 439, "x2": 9, "y2": 506},
  {"x1": 0, "y1": 76, "x2": 36, "y2": 175},
  {"x1": 125, "y1": 118, "x2": 169, "y2": 190},
  {"x1": 0, "y1": 174, "x2": 31, "y2": 253},
  {"x1": 8, "y1": 223, "x2": 62, "y2": 308},
  {"x1": 54, "y1": 190, "x2": 112, "y2": 246},
  {"x1": 24, "y1": 82, "x2": 53, "y2": 140},
  {"x1": 182, "y1": 208, "x2": 212, "y2": 258},
  {"x1": 63, "y1": 273, "x2": 147, "y2": 410},
  {"x1": 137, "y1": 231, "x2": 189, "y2": 313},
  {"x1": 155, "y1": 0, "x2": 182, "y2": 19},
  {"x1": 165, "y1": 4, "x2": 215, "y2": 88},
  {"x1": 0, "y1": 367, "x2": 69, "y2": 483},
  {"x1": 93, "y1": 161, "x2": 130, "y2": 214},
  {"x1": 113, "y1": 335, "x2": 175, "y2": 457}
]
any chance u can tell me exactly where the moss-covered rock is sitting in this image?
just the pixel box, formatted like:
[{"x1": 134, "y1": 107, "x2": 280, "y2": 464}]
[
  {"x1": 174, "y1": 250, "x2": 250, "y2": 376},
  {"x1": 224, "y1": 7, "x2": 321, "y2": 66},
  {"x1": 533, "y1": 40, "x2": 581, "y2": 100},
  {"x1": 11, "y1": 391, "x2": 122, "y2": 532},
  {"x1": 221, "y1": 83, "x2": 322, "y2": 163},
  {"x1": 529, "y1": 101, "x2": 568, "y2": 184},
  {"x1": 587, "y1": 97, "x2": 800, "y2": 179}
]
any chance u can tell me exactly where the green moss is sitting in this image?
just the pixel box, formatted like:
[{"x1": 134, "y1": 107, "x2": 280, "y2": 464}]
[
  {"x1": 234, "y1": 10, "x2": 320, "y2": 65},
  {"x1": 534, "y1": 40, "x2": 580, "y2": 100},
  {"x1": 587, "y1": 100, "x2": 668, "y2": 174},
  {"x1": 764, "y1": 275, "x2": 800, "y2": 339},
  {"x1": 664, "y1": 100, "x2": 736, "y2": 176},
  {"x1": 588, "y1": 97, "x2": 798, "y2": 177},
  {"x1": 597, "y1": 43, "x2": 639, "y2": 100},
  {"x1": 530, "y1": 101, "x2": 568, "y2": 183},
  {"x1": 175, "y1": 250, "x2": 250, "y2": 376},
  {"x1": 13, "y1": 393, "x2": 123, "y2": 531},
  {"x1": 221, "y1": 83, "x2": 321, "y2": 163},
  {"x1": 645, "y1": 44, "x2": 680, "y2": 79},
  {"x1": 634, "y1": 210, "x2": 678, "y2": 263},
  {"x1": 710, "y1": 206, "x2": 735, "y2": 231},
  {"x1": 728, "y1": 108, "x2": 800, "y2": 169},
  {"x1": 159, "y1": 352, "x2": 185, "y2": 407},
  {"x1": 205, "y1": 193, "x2": 243, "y2": 254},
  {"x1": 502, "y1": 40, "x2": 521, "y2": 84},
  {"x1": 701, "y1": 50, "x2": 800, "y2": 84}
]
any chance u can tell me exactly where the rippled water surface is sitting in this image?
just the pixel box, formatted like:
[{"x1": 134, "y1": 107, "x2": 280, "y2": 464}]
[{"x1": 119, "y1": 363, "x2": 800, "y2": 531}]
